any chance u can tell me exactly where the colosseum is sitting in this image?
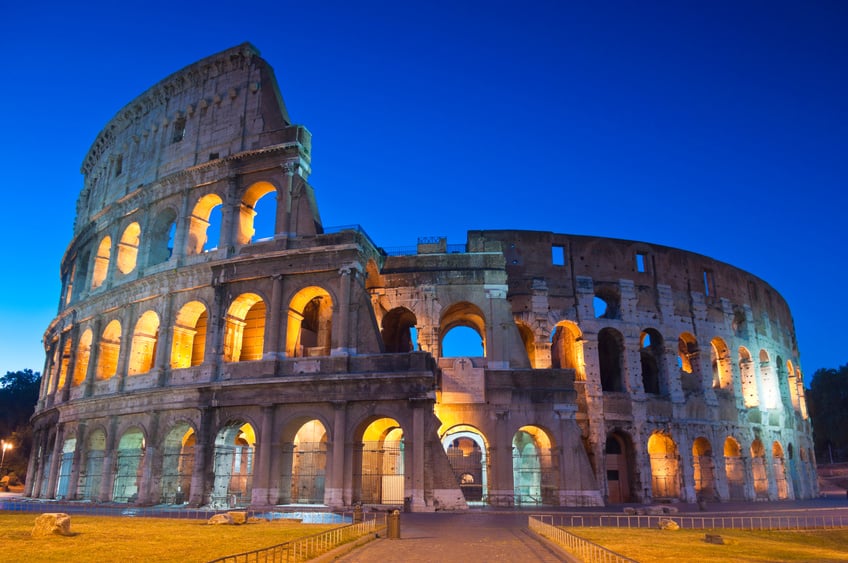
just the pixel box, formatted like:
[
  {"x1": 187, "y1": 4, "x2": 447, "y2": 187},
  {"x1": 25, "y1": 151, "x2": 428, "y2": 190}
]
[{"x1": 28, "y1": 43, "x2": 817, "y2": 511}]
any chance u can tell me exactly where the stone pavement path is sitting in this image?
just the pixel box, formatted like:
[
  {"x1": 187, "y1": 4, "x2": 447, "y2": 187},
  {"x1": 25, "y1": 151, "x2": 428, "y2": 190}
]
[{"x1": 334, "y1": 512, "x2": 572, "y2": 562}]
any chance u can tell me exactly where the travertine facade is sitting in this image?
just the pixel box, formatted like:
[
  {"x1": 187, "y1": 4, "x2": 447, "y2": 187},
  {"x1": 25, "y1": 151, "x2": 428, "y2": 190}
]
[{"x1": 29, "y1": 44, "x2": 816, "y2": 510}]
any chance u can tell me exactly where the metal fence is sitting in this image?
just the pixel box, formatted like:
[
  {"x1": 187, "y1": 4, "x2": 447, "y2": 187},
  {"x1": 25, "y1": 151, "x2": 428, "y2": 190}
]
[
  {"x1": 531, "y1": 513, "x2": 848, "y2": 531},
  {"x1": 528, "y1": 516, "x2": 636, "y2": 563},
  {"x1": 208, "y1": 512, "x2": 386, "y2": 563}
]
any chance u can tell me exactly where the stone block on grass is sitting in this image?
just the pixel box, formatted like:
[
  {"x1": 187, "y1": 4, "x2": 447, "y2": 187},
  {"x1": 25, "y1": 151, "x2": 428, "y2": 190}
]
[{"x1": 32, "y1": 513, "x2": 73, "y2": 537}]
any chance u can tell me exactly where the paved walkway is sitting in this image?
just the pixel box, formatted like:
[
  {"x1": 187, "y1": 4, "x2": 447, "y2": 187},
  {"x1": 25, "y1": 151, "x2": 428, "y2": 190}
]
[{"x1": 334, "y1": 512, "x2": 571, "y2": 562}]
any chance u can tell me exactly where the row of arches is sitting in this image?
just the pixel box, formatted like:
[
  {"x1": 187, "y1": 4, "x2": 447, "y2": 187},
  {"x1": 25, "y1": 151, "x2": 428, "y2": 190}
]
[
  {"x1": 606, "y1": 430, "x2": 814, "y2": 503},
  {"x1": 36, "y1": 414, "x2": 560, "y2": 508},
  {"x1": 63, "y1": 180, "x2": 283, "y2": 305}
]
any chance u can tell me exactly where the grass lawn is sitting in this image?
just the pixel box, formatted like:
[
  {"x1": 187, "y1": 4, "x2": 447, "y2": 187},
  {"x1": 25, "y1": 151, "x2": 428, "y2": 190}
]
[
  {"x1": 565, "y1": 527, "x2": 848, "y2": 562},
  {"x1": 1, "y1": 512, "x2": 343, "y2": 562}
]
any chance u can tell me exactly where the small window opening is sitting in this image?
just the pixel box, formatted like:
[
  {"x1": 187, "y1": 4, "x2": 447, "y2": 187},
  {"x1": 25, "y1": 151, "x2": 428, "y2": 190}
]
[
  {"x1": 593, "y1": 296, "x2": 608, "y2": 318},
  {"x1": 552, "y1": 245, "x2": 566, "y2": 266},
  {"x1": 635, "y1": 253, "x2": 646, "y2": 273},
  {"x1": 209, "y1": 152, "x2": 219, "y2": 161},
  {"x1": 703, "y1": 269, "x2": 715, "y2": 297},
  {"x1": 172, "y1": 117, "x2": 186, "y2": 143},
  {"x1": 114, "y1": 155, "x2": 123, "y2": 177}
]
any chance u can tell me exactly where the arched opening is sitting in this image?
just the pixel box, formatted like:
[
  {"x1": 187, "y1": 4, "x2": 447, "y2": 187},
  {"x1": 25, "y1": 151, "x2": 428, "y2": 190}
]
[
  {"x1": 113, "y1": 428, "x2": 145, "y2": 503},
  {"x1": 692, "y1": 437, "x2": 716, "y2": 499},
  {"x1": 787, "y1": 360, "x2": 800, "y2": 412},
  {"x1": 72, "y1": 329, "x2": 92, "y2": 386},
  {"x1": 187, "y1": 194, "x2": 223, "y2": 255},
  {"x1": 128, "y1": 310, "x2": 160, "y2": 375},
  {"x1": 148, "y1": 208, "x2": 177, "y2": 266},
  {"x1": 678, "y1": 332, "x2": 701, "y2": 391},
  {"x1": 357, "y1": 418, "x2": 404, "y2": 505},
  {"x1": 116, "y1": 222, "x2": 141, "y2": 274},
  {"x1": 211, "y1": 422, "x2": 256, "y2": 508},
  {"x1": 56, "y1": 338, "x2": 72, "y2": 392},
  {"x1": 739, "y1": 347, "x2": 758, "y2": 407},
  {"x1": 223, "y1": 293, "x2": 266, "y2": 362},
  {"x1": 289, "y1": 420, "x2": 328, "y2": 504},
  {"x1": 442, "y1": 426, "x2": 487, "y2": 504},
  {"x1": 515, "y1": 322, "x2": 537, "y2": 368},
  {"x1": 96, "y1": 320, "x2": 122, "y2": 380},
  {"x1": 640, "y1": 329, "x2": 663, "y2": 395},
  {"x1": 711, "y1": 337, "x2": 733, "y2": 390},
  {"x1": 79, "y1": 429, "x2": 106, "y2": 500},
  {"x1": 287, "y1": 287, "x2": 333, "y2": 358},
  {"x1": 605, "y1": 432, "x2": 634, "y2": 503},
  {"x1": 440, "y1": 302, "x2": 486, "y2": 358},
  {"x1": 91, "y1": 236, "x2": 112, "y2": 289},
  {"x1": 772, "y1": 441, "x2": 788, "y2": 499},
  {"x1": 648, "y1": 432, "x2": 680, "y2": 499},
  {"x1": 381, "y1": 307, "x2": 418, "y2": 353},
  {"x1": 751, "y1": 439, "x2": 768, "y2": 499},
  {"x1": 723, "y1": 437, "x2": 745, "y2": 500},
  {"x1": 161, "y1": 424, "x2": 195, "y2": 505},
  {"x1": 759, "y1": 349, "x2": 778, "y2": 409},
  {"x1": 598, "y1": 328, "x2": 625, "y2": 392},
  {"x1": 593, "y1": 286, "x2": 620, "y2": 319},
  {"x1": 55, "y1": 438, "x2": 76, "y2": 500},
  {"x1": 170, "y1": 301, "x2": 208, "y2": 368},
  {"x1": 512, "y1": 426, "x2": 557, "y2": 505},
  {"x1": 240, "y1": 182, "x2": 277, "y2": 244},
  {"x1": 551, "y1": 321, "x2": 583, "y2": 379}
]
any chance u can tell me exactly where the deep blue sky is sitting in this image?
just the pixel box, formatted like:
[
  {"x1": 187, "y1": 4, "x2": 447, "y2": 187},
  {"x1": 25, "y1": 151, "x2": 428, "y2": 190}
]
[{"x1": 2, "y1": 1, "x2": 846, "y2": 380}]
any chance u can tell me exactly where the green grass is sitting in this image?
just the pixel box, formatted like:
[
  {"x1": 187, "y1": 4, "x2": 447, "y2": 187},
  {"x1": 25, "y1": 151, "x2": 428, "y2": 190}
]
[
  {"x1": 563, "y1": 527, "x2": 848, "y2": 562},
  {"x1": 1, "y1": 512, "x2": 343, "y2": 562}
]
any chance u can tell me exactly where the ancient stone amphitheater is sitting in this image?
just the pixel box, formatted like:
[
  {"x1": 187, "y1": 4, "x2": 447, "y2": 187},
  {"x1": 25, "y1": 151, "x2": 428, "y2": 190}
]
[{"x1": 28, "y1": 44, "x2": 816, "y2": 510}]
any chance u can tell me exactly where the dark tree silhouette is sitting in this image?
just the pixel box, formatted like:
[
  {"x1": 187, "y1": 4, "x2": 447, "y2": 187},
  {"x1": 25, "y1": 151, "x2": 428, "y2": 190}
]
[
  {"x1": 807, "y1": 364, "x2": 848, "y2": 463},
  {"x1": 0, "y1": 369, "x2": 41, "y2": 481}
]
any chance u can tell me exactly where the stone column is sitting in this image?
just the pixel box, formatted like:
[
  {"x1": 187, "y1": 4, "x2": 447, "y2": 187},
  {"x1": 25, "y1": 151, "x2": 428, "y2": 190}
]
[
  {"x1": 189, "y1": 407, "x2": 213, "y2": 506},
  {"x1": 173, "y1": 188, "x2": 191, "y2": 266},
  {"x1": 251, "y1": 405, "x2": 275, "y2": 505},
  {"x1": 276, "y1": 164, "x2": 295, "y2": 238},
  {"x1": 264, "y1": 275, "x2": 284, "y2": 360},
  {"x1": 409, "y1": 398, "x2": 428, "y2": 510},
  {"x1": 27, "y1": 429, "x2": 47, "y2": 497},
  {"x1": 60, "y1": 326, "x2": 79, "y2": 403},
  {"x1": 67, "y1": 423, "x2": 87, "y2": 500},
  {"x1": 333, "y1": 266, "x2": 353, "y2": 355},
  {"x1": 116, "y1": 305, "x2": 136, "y2": 392},
  {"x1": 490, "y1": 410, "x2": 512, "y2": 505},
  {"x1": 45, "y1": 424, "x2": 65, "y2": 499},
  {"x1": 208, "y1": 283, "x2": 227, "y2": 381},
  {"x1": 98, "y1": 417, "x2": 119, "y2": 502},
  {"x1": 326, "y1": 401, "x2": 347, "y2": 507},
  {"x1": 84, "y1": 318, "x2": 102, "y2": 397},
  {"x1": 154, "y1": 293, "x2": 174, "y2": 387},
  {"x1": 219, "y1": 176, "x2": 239, "y2": 254},
  {"x1": 138, "y1": 412, "x2": 160, "y2": 505}
]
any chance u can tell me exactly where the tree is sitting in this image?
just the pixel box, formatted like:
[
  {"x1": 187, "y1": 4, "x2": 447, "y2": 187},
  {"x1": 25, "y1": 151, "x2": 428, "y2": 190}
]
[
  {"x1": 807, "y1": 364, "x2": 848, "y2": 463},
  {"x1": 0, "y1": 369, "x2": 41, "y2": 480}
]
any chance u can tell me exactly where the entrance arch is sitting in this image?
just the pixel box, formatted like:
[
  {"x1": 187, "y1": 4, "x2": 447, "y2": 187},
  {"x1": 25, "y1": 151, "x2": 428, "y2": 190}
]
[
  {"x1": 211, "y1": 421, "x2": 256, "y2": 508},
  {"x1": 161, "y1": 424, "x2": 195, "y2": 504},
  {"x1": 751, "y1": 439, "x2": 769, "y2": 499},
  {"x1": 512, "y1": 426, "x2": 557, "y2": 505},
  {"x1": 113, "y1": 428, "x2": 145, "y2": 503},
  {"x1": 56, "y1": 438, "x2": 76, "y2": 500},
  {"x1": 79, "y1": 429, "x2": 106, "y2": 500},
  {"x1": 288, "y1": 420, "x2": 328, "y2": 504},
  {"x1": 357, "y1": 418, "x2": 404, "y2": 505},
  {"x1": 692, "y1": 437, "x2": 716, "y2": 499},
  {"x1": 442, "y1": 426, "x2": 488, "y2": 503},
  {"x1": 773, "y1": 441, "x2": 789, "y2": 499},
  {"x1": 605, "y1": 432, "x2": 634, "y2": 503},
  {"x1": 723, "y1": 437, "x2": 745, "y2": 500},
  {"x1": 648, "y1": 432, "x2": 680, "y2": 499}
]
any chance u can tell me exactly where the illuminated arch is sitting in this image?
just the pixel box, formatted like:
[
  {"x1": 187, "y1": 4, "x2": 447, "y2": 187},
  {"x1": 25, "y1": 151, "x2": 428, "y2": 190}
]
[
  {"x1": 96, "y1": 319, "x2": 122, "y2": 380},
  {"x1": 677, "y1": 332, "x2": 699, "y2": 374},
  {"x1": 692, "y1": 437, "x2": 716, "y2": 499},
  {"x1": 551, "y1": 320, "x2": 584, "y2": 379},
  {"x1": 710, "y1": 337, "x2": 733, "y2": 390},
  {"x1": 113, "y1": 427, "x2": 146, "y2": 503},
  {"x1": 91, "y1": 236, "x2": 112, "y2": 289},
  {"x1": 79, "y1": 428, "x2": 107, "y2": 500},
  {"x1": 357, "y1": 417, "x2": 404, "y2": 505},
  {"x1": 287, "y1": 286, "x2": 333, "y2": 358},
  {"x1": 285, "y1": 419, "x2": 328, "y2": 504},
  {"x1": 238, "y1": 181, "x2": 277, "y2": 244},
  {"x1": 648, "y1": 432, "x2": 680, "y2": 499},
  {"x1": 759, "y1": 349, "x2": 778, "y2": 409},
  {"x1": 723, "y1": 437, "x2": 745, "y2": 500},
  {"x1": 170, "y1": 301, "x2": 208, "y2": 368},
  {"x1": 148, "y1": 208, "x2": 177, "y2": 266},
  {"x1": 441, "y1": 424, "x2": 488, "y2": 504},
  {"x1": 116, "y1": 222, "x2": 141, "y2": 274},
  {"x1": 515, "y1": 321, "x2": 537, "y2": 368},
  {"x1": 161, "y1": 423, "x2": 195, "y2": 504},
  {"x1": 751, "y1": 439, "x2": 768, "y2": 498},
  {"x1": 786, "y1": 360, "x2": 800, "y2": 412},
  {"x1": 512, "y1": 425, "x2": 558, "y2": 506},
  {"x1": 187, "y1": 193, "x2": 223, "y2": 255},
  {"x1": 128, "y1": 310, "x2": 160, "y2": 375},
  {"x1": 211, "y1": 421, "x2": 256, "y2": 508},
  {"x1": 72, "y1": 328, "x2": 93, "y2": 386},
  {"x1": 772, "y1": 441, "x2": 789, "y2": 499},
  {"x1": 223, "y1": 293, "x2": 266, "y2": 362}
]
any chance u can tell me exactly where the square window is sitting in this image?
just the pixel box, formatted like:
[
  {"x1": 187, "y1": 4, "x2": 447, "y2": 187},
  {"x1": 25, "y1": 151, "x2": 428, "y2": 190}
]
[
  {"x1": 552, "y1": 245, "x2": 566, "y2": 266},
  {"x1": 635, "y1": 252, "x2": 646, "y2": 273}
]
